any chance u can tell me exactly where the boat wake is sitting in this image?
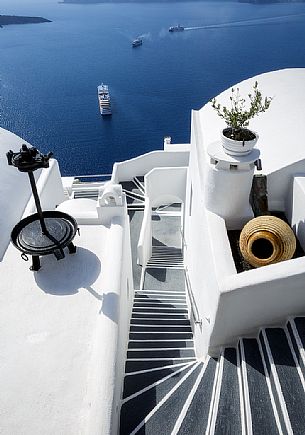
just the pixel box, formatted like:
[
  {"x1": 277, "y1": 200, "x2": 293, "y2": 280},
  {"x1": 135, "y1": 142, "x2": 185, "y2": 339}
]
[
  {"x1": 184, "y1": 13, "x2": 305, "y2": 31},
  {"x1": 137, "y1": 32, "x2": 151, "y2": 40}
]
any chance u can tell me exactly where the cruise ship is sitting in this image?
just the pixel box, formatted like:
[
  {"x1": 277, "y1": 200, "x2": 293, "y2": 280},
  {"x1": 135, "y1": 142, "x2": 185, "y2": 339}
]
[
  {"x1": 97, "y1": 83, "x2": 112, "y2": 116},
  {"x1": 169, "y1": 24, "x2": 184, "y2": 32},
  {"x1": 2, "y1": 68, "x2": 305, "y2": 435},
  {"x1": 132, "y1": 37, "x2": 143, "y2": 47}
]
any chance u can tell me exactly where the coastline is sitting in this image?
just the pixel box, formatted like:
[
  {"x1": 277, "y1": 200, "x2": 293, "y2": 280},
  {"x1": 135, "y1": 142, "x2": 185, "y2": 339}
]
[{"x1": 0, "y1": 15, "x2": 51, "y2": 27}]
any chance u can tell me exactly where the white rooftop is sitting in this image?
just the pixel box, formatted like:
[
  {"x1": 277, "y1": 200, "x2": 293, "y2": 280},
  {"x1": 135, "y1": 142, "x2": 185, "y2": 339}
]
[
  {"x1": 200, "y1": 68, "x2": 305, "y2": 175},
  {"x1": 0, "y1": 225, "x2": 111, "y2": 434}
]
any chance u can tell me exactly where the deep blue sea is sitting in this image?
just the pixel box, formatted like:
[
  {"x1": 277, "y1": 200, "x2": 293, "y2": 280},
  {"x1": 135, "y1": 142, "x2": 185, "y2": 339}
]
[{"x1": 1, "y1": 0, "x2": 305, "y2": 175}]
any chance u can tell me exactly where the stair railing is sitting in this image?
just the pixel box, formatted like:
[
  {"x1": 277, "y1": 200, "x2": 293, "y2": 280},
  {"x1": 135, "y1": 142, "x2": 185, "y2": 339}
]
[
  {"x1": 180, "y1": 226, "x2": 187, "y2": 251},
  {"x1": 181, "y1": 227, "x2": 210, "y2": 327},
  {"x1": 184, "y1": 268, "x2": 204, "y2": 327},
  {"x1": 137, "y1": 197, "x2": 152, "y2": 267}
]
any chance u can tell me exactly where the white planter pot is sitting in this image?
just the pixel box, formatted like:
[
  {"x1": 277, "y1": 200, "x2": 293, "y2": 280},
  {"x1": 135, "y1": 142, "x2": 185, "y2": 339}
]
[{"x1": 221, "y1": 129, "x2": 258, "y2": 156}]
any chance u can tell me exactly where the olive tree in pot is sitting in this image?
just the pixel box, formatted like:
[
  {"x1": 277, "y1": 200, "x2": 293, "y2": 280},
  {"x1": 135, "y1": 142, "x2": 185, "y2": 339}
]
[{"x1": 211, "y1": 81, "x2": 272, "y2": 156}]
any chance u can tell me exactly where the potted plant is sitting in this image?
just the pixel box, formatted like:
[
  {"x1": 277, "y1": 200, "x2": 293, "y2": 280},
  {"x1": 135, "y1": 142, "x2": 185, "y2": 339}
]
[{"x1": 211, "y1": 81, "x2": 272, "y2": 156}]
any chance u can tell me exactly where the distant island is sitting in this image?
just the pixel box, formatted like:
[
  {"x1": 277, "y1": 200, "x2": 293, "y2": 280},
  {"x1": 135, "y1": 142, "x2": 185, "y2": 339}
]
[{"x1": 0, "y1": 15, "x2": 51, "y2": 28}]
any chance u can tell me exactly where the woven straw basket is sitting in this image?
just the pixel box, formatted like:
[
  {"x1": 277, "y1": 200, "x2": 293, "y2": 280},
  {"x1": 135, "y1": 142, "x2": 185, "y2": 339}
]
[{"x1": 239, "y1": 216, "x2": 296, "y2": 268}]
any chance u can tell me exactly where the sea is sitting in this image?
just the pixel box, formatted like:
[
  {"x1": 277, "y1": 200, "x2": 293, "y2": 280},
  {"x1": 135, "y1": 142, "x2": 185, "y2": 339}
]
[{"x1": 1, "y1": 0, "x2": 305, "y2": 175}]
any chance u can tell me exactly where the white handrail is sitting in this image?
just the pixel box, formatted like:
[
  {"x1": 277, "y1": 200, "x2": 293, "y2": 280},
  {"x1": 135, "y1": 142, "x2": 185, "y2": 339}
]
[
  {"x1": 180, "y1": 227, "x2": 187, "y2": 250},
  {"x1": 184, "y1": 268, "x2": 203, "y2": 326},
  {"x1": 181, "y1": 227, "x2": 210, "y2": 326},
  {"x1": 137, "y1": 198, "x2": 152, "y2": 267}
]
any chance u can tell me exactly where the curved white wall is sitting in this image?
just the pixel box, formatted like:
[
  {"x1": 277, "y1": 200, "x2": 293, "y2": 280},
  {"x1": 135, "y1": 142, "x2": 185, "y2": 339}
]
[
  {"x1": 184, "y1": 111, "x2": 221, "y2": 357},
  {"x1": 23, "y1": 159, "x2": 66, "y2": 217},
  {"x1": 184, "y1": 71, "x2": 305, "y2": 356},
  {"x1": 112, "y1": 150, "x2": 189, "y2": 183},
  {"x1": 289, "y1": 175, "x2": 305, "y2": 251},
  {"x1": 0, "y1": 128, "x2": 67, "y2": 261},
  {"x1": 210, "y1": 257, "x2": 305, "y2": 353},
  {"x1": 145, "y1": 166, "x2": 187, "y2": 207},
  {"x1": 82, "y1": 214, "x2": 134, "y2": 435},
  {"x1": 137, "y1": 167, "x2": 187, "y2": 268},
  {"x1": 268, "y1": 158, "x2": 305, "y2": 211}
]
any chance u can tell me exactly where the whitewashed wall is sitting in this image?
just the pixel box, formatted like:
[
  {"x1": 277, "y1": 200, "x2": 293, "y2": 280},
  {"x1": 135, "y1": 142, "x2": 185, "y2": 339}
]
[
  {"x1": 182, "y1": 70, "x2": 305, "y2": 356},
  {"x1": 164, "y1": 143, "x2": 190, "y2": 152},
  {"x1": 185, "y1": 111, "x2": 305, "y2": 355},
  {"x1": 0, "y1": 129, "x2": 41, "y2": 261},
  {"x1": 111, "y1": 212, "x2": 134, "y2": 434},
  {"x1": 137, "y1": 167, "x2": 187, "y2": 268},
  {"x1": 23, "y1": 159, "x2": 66, "y2": 217},
  {"x1": 0, "y1": 128, "x2": 67, "y2": 261},
  {"x1": 289, "y1": 175, "x2": 305, "y2": 251},
  {"x1": 145, "y1": 166, "x2": 187, "y2": 207},
  {"x1": 112, "y1": 150, "x2": 189, "y2": 183},
  {"x1": 268, "y1": 158, "x2": 305, "y2": 212},
  {"x1": 85, "y1": 212, "x2": 134, "y2": 435},
  {"x1": 184, "y1": 111, "x2": 222, "y2": 357},
  {"x1": 210, "y1": 257, "x2": 305, "y2": 353}
]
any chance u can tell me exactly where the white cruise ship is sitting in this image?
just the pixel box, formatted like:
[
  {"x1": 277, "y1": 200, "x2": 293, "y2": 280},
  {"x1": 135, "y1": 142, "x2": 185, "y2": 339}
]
[
  {"x1": 98, "y1": 83, "x2": 112, "y2": 116},
  {"x1": 2, "y1": 68, "x2": 305, "y2": 435}
]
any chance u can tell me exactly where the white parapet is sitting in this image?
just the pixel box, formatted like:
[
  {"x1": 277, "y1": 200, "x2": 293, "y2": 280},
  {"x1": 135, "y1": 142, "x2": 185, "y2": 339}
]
[
  {"x1": 0, "y1": 128, "x2": 67, "y2": 261},
  {"x1": 112, "y1": 150, "x2": 189, "y2": 183},
  {"x1": 137, "y1": 167, "x2": 187, "y2": 267},
  {"x1": 57, "y1": 182, "x2": 126, "y2": 226},
  {"x1": 145, "y1": 166, "x2": 187, "y2": 207},
  {"x1": 289, "y1": 175, "x2": 305, "y2": 252},
  {"x1": 23, "y1": 159, "x2": 66, "y2": 217}
]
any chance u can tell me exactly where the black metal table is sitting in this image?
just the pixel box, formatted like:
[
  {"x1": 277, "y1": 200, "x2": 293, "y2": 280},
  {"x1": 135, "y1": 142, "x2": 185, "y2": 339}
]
[{"x1": 7, "y1": 144, "x2": 78, "y2": 271}]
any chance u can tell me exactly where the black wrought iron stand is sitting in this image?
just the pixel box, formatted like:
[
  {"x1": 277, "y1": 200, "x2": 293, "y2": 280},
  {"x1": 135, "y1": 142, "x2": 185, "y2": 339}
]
[{"x1": 7, "y1": 145, "x2": 78, "y2": 271}]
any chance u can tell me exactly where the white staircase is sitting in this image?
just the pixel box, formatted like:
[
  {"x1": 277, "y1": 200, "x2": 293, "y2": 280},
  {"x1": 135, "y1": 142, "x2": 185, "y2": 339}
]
[
  {"x1": 147, "y1": 246, "x2": 184, "y2": 269},
  {"x1": 120, "y1": 177, "x2": 305, "y2": 434},
  {"x1": 120, "y1": 313, "x2": 305, "y2": 434}
]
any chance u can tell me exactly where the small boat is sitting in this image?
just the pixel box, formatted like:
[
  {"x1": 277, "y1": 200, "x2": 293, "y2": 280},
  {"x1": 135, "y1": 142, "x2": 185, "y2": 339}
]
[
  {"x1": 132, "y1": 38, "x2": 143, "y2": 48},
  {"x1": 97, "y1": 84, "x2": 112, "y2": 116},
  {"x1": 169, "y1": 25, "x2": 184, "y2": 32}
]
